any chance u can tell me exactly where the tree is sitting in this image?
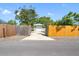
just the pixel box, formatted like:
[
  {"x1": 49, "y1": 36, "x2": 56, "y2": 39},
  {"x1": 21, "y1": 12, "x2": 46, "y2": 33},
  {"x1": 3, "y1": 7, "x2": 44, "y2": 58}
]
[
  {"x1": 37, "y1": 16, "x2": 54, "y2": 27},
  {"x1": 15, "y1": 6, "x2": 37, "y2": 26},
  {"x1": 64, "y1": 12, "x2": 79, "y2": 25},
  {"x1": 7, "y1": 20, "x2": 17, "y2": 25},
  {"x1": 55, "y1": 12, "x2": 75, "y2": 25},
  {"x1": 74, "y1": 13, "x2": 79, "y2": 25},
  {"x1": 61, "y1": 16, "x2": 74, "y2": 25},
  {"x1": 38, "y1": 16, "x2": 53, "y2": 24}
]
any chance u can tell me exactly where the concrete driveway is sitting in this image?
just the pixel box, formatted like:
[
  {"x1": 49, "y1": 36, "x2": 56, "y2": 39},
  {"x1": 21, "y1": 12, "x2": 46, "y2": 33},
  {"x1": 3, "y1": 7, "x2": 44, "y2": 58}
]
[{"x1": 22, "y1": 31, "x2": 55, "y2": 40}]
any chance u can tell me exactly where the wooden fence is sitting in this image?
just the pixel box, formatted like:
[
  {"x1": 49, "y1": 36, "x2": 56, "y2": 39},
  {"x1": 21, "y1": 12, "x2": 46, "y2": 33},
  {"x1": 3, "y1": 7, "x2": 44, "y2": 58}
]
[
  {"x1": 0, "y1": 24, "x2": 32, "y2": 38},
  {"x1": 48, "y1": 25, "x2": 79, "y2": 36},
  {"x1": 0, "y1": 24, "x2": 16, "y2": 38}
]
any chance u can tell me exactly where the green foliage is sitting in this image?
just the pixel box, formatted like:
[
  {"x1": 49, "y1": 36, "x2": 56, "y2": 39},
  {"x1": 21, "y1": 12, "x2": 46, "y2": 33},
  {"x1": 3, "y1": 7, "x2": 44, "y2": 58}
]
[
  {"x1": 74, "y1": 13, "x2": 79, "y2": 21},
  {"x1": 14, "y1": 6, "x2": 79, "y2": 26},
  {"x1": 38, "y1": 16, "x2": 53, "y2": 24},
  {"x1": 15, "y1": 6, "x2": 37, "y2": 26},
  {"x1": 54, "y1": 11, "x2": 78, "y2": 26},
  {"x1": 7, "y1": 20, "x2": 17, "y2": 25},
  {"x1": 37, "y1": 16, "x2": 54, "y2": 27},
  {"x1": 55, "y1": 19, "x2": 74, "y2": 25}
]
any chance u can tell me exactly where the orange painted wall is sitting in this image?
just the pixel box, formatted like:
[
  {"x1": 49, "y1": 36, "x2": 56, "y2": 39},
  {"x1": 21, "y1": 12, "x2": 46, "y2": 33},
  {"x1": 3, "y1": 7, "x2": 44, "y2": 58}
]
[{"x1": 48, "y1": 25, "x2": 79, "y2": 36}]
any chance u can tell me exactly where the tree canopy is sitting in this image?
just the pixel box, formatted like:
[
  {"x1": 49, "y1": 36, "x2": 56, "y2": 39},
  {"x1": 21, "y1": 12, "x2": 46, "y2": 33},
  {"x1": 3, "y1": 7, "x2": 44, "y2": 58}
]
[
  {"x1": 38, "y1": 16, "x2": 53, "y2": 24},
  {"x1": 36, "y1": 16, "x2": 54, "y2": 27},
  {"x1": 15, "y1": 6, "x2": 37, "y2": 25},
  {"x1": 14, "y1": 6, "x2": 79, "y2": 26},
  {"x1": 7, "y1": 19, "x2": 17, "y2": 25},
  {"x1": 54, "y1": 12, "x2": 79, "y2": 25}
]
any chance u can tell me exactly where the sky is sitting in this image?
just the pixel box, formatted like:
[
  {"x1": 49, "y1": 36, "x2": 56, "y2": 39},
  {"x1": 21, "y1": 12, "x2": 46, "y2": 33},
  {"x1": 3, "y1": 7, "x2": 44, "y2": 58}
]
[{"x1": 0, "y1": 3, "x2": 79, "y2": 22}]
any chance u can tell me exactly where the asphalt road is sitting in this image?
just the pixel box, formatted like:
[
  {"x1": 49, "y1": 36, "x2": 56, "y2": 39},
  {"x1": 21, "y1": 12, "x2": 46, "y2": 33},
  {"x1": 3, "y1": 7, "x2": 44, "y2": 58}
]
[{"x1": 0, "y1": 39, "x2": 79, "y2": 56}]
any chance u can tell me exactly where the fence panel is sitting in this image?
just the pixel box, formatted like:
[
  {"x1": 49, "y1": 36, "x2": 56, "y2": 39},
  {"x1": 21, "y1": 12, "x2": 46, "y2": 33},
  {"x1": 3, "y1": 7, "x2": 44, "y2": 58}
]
[
  {"x1": 16, "y1": 25, "x2": 32, "y2": 36},
  {"x1": 6, "y1": 25, "x2": 16, "y2": 36},
  {"x1": 0, "y1": 24, "x2": 7, "y2": 38},
  {"x1": 0, "y1": 24, "x2": 32, "y2": 38}
]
